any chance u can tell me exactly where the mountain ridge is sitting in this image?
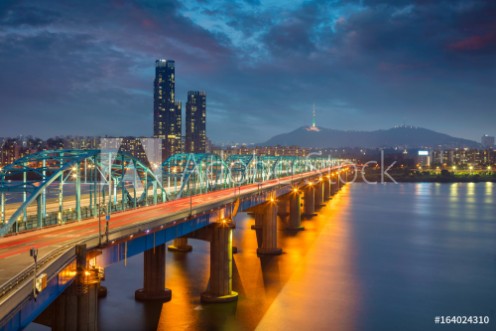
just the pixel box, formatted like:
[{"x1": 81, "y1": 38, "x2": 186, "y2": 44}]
[{"x1": 262, "y1": 126, "x2": 480, "y2": 148}]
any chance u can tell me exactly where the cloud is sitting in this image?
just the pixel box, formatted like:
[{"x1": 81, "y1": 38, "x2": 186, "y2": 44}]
[{"x1": 0, "y1": 0, "x2": 495, "y2": 143}]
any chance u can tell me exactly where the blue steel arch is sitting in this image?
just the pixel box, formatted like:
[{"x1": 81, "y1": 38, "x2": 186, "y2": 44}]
[
  {"x1": 0, "y1": 149, "x2": 165, "y2": 236},
  {"x1": 1, "y1": 150, "x2": 340, "y2": 236},
  {"x1": 162, "y1": 153, "x2": 228, "y2": 198}
]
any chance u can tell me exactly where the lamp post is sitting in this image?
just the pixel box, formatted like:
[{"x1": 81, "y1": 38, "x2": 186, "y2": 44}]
[{"x1": 30, "y1": 248, "x2": 38, "y2": 300}]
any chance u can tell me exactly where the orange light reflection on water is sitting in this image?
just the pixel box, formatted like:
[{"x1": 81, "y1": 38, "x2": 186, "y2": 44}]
[{"x1": 256, "y1": 185, "x2": 360, "y2": 331}]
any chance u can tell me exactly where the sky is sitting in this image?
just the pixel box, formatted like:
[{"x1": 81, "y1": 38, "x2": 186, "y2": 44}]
[{"x1": 0, "y1": 0, "x2": 495, "y2": 144}]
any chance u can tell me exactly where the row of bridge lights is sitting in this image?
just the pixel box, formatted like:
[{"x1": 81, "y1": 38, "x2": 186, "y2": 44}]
[{"x1": 284, "y1": 170, "x2": 345, "y2": 199}]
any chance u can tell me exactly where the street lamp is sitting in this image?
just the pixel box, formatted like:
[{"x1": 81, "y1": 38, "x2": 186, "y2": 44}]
[{"x1": 30, "y1": 248, "x2": 38, "y2": 300}]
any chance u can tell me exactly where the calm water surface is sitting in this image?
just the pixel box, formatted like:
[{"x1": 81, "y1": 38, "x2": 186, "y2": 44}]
[{"x1": 28, "y1": 182, "x2": 496, "y2": 331}]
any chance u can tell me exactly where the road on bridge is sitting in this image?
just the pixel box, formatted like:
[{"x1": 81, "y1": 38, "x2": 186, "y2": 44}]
[{"x1": 0, "y1": 171, "x2": 330, "y2": 287}]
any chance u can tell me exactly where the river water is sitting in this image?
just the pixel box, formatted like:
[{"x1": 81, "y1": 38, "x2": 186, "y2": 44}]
[{"x1": 28, "y1": 182, "x2": 496, "y2": 331}]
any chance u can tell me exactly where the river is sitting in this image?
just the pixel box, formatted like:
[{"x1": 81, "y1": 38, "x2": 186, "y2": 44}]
[{"x1": 27, "y1": 182, "x2": 496, "y2": 331}]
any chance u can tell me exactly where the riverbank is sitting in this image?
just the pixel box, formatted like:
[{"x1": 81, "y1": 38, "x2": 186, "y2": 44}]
[{"x1": 354, "y1": 170, "x2": 496, "y2": 183}]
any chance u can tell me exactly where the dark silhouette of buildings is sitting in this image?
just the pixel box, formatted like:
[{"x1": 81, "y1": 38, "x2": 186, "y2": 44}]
[
  {"x1": 153, "y1": 59, "x2": 182, "y2": 159},
  {"x1": 185, "y1": 91, "x2": 207, "y2": 153}
]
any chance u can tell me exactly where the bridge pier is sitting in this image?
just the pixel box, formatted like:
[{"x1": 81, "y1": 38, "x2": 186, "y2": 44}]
[
  {"x1": 277, "y1": 198, "x2": 289, "y2": 222},
  {"x1": 323, "y1": 178, "x2": 331, "y2": 200},
  {"x1": 201, "y1": 222, "x2": 238, "y2": 303},
  {"x1": 135, "y1": 244, "x2": 172, "y2": 301},
  {"x1": 168, "y1": 237, "x2": 193, "y2": 252},
  {"x1": 303, "y1": 185, "x2": 316, "y2": 217},
  {"x1": 287, "y1": 191, "x2": 304, "y2": 231},
  {"x1": 331, "y1": 177, "x2": 340, "y2": 195},
  {"x1": 255, "y1": 198, "x2": 282, "y2": 256},
  {"x1": 314, "y1": 180, "x2": 325, "y2": 209},
  {"x1": 35, "y1": 245, "x2": 99, "y2": 331}
]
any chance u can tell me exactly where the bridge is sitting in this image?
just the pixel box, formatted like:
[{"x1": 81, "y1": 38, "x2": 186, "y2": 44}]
[{"x1": 0, "y1": 149, "x2": 352, "y2": 330}]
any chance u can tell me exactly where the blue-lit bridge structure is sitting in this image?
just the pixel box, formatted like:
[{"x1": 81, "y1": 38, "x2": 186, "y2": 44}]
[
  {"x1": 0, "y1": 150, "x2": 335, "y2": 237},
  {"x1": 0, "y1": 149, "x2": 351, "y2": 331}
]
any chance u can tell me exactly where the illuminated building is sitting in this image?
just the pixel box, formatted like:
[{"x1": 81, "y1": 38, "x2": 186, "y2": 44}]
[
  {"x1": 481, "y1": 135, "x2": 495, "y2": 148},
  {"x1": 185, "y1": 91, "x2": 207, "y2": 153},
  {"x1": 153, "y1": 59, "x2": 182, "y2": 160}
]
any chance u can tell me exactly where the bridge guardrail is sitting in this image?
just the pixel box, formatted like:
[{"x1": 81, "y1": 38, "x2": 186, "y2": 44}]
[
  {"x1": 0, "y1": 166, "x2": 339, "y2": 324},
  {"x1": 0, "y1": 245, "x2": 77, "y2": 326}
]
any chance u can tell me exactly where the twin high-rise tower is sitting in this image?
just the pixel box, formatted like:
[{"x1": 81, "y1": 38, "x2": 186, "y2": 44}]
[
  {"x1": 153, "y1": 59, "x2": 206, "y2": 159},
  {"x1": 185, "y1": 91, "x2": 206, "y2": 154}
]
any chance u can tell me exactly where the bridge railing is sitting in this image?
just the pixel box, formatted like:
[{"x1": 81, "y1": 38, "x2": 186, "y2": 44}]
[{"x1": 0, "y1": 150, "x2": 347, "y2": 236}]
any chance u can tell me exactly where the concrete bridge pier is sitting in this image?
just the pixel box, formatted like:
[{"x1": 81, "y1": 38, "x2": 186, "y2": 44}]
[
  {"x1": 277, "y1": 198, "x2": 289, "y2": 222},
  {"x1": 303, "y1": 185, "x2": 316, "y2": 217},
  {"x1": 256, "y1": 199, "x2": 282, "y2": 256},
  {"x1": 323, "y1": 178, "x2": 331, "y2": 200},
  {"x1": 135, "y1": 244, "x2": 172, "y2": 301},
  {"x1": 314, "y1": 181, "x2": 325, "y2": 209},
  {"x1": 287, "y1": 191, "x2": 304, "y2": 231},
  {"x1": 201, "y1": 222, "x2": 238, "y2": 303},
  {"x1": 35, "y1": 245, "x2": 99, "y2": 331},
  {"x1": 253, "y1": 212, "x2": 263, "y2": 247},
  {"x1": 331, "y1": 177, "x2": 341, "y2": 195},
  {"x1": 168, "y1": 237, "x2": 193, "y2": 252}
]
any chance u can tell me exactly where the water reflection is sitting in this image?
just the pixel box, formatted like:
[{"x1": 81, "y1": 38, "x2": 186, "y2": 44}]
[
  {"x1": 257, "y1": 185, "x2": 360, "y2": 331},
  {"x1": 26, "y1": 183, "x2": 496, "y2": 331},
  {"x1": 485, "y1": 182, "x2": 493, "y2": 204}
]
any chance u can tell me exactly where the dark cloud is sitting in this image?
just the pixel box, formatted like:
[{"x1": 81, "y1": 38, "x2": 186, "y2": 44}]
[{"x1": 0, "y1": 0, "x2": 494, "y2": 143}]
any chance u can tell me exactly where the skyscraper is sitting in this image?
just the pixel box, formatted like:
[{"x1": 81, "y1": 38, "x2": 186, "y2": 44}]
[
  {"x1": 153, "y1": 59, "x2": 182, "y2": 159},
  {"x1": 185, "y1": 91, "x2": 207, "y2": 153},
  {"x1": 481, "y1": 134, "x2": 495, "y2": 148}
]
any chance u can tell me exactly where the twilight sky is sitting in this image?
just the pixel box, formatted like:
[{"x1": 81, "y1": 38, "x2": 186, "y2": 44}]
[{"x1": 0, "y1": 0, "x2": 495, "y2": 143}]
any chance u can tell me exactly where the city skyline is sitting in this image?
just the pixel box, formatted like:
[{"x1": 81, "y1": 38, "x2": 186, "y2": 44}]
[
  {"x1": 153, "y1": 59, "x2": 182, "y2": 158},
  {"x1": 185, "y1": 91, "x2": 207, "y2": 153},
  {"x1": 0, "y1": 0, "x2": 495, "y2": 143}
]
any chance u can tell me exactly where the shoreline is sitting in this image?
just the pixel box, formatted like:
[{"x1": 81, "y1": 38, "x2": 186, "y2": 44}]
[{"x1": 352, "y1": 173, "x2": 496, "y2": 183}]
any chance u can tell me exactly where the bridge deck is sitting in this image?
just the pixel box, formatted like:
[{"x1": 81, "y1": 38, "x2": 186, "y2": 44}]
[{"x1": 0, "y1": 171, "x2": 325, "y2": 288}]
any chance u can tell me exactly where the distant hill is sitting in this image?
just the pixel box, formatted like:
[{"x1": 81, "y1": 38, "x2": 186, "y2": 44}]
[{"x1": 263, "y1": 126, "x2": 480, "y2": 148}]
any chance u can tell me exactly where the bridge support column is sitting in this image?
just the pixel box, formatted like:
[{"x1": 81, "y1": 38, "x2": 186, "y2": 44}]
[
  {"x1": 314, "y1": 181, "x2": 325, "y2": 209},
  {"x1": 288, "y1": 191, "x2": 304, "y2": 231},
  {"x1": 135, "y1": 244, "x2": 172, "y2": 301},
  {"x1": 37, "y1": 244, "x2": 99, "y2": 331},
  {"x1": 323, "y1": 178, "x2": 331, "y2": 200},
  {"x1": 201, "y1": 222, "x2": 238, "y2": 303},
  {"x1": 303, "y1": 185, "x2": 316, "y2": 217},
  {"x1": 277, "y1": 198, "x2": 289, "y2": 222},
  {"x1": 331, "y1": 177, "x2": 340, "y2": 195},
  {"x1": 256, "y1": 200, "x2": 282, "y2": 256},
  {"x1": 168, "y1": 237, "x2": 193, "y2": 252}
]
